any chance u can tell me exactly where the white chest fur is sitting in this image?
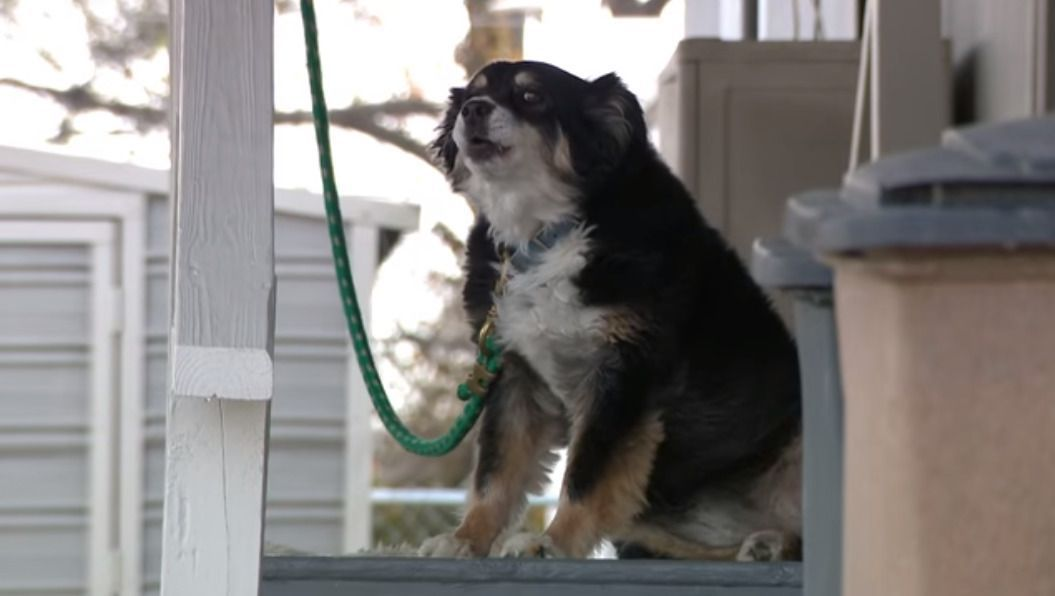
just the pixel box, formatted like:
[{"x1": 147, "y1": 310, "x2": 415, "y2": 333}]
[{"x1": 494, "y1": 226, "x2": 607, "y2": 402}]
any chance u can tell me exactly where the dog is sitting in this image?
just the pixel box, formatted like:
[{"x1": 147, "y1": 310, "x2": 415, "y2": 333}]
[{"x1": 419, "y1": 61, "x2": 802, "y2": 561}]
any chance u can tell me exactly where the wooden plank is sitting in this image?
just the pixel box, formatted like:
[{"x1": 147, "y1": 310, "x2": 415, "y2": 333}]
[
  {"x1": 869, "y1": 0, "x2": 948, "y2": 156},
  {"x1": 160, "y1": 1, "x2": 274, "y2": 595},
  {"x1": 162, "y1": 400, "x2": 272, "y2": 593},
  {"x1": 168, "y1": 0, "x2": 273, "y2": 357},
  {"x1": 261, "y1": 558, "x2": 803, "y2": 596},
  {"x1": 171, "y1": 346, "x2": 274, "y2": 401}
]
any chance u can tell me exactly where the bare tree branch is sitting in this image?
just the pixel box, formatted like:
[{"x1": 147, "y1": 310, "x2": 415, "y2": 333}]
[
  {"x1": 0, "y1": 78, "x2": 167, "y2": 129},
  {"x1": 0, "y1": 78, "x2": 442, "y2": 168},
  {"x1": 275, "y1": 99, "x2": 442, "y2": 165},
  {"x1": 71, "y1": 0, "x2": 168, "y2": 71}
]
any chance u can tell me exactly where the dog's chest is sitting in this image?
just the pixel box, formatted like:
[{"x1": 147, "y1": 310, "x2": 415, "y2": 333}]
[{"x1": 494, "y1": 230, "x2": 606, "y2": 400}]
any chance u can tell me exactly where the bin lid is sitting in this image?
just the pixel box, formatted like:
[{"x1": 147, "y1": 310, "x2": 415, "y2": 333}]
[
  {"x1": 944, "y1": 116, "x2": 1055, "y2": 173},
  {"x1": 751, "y1": 237, "x2": 832, "y2": 289},
  {"x1": 843, "y1": 115, "x2": 1055, "y2": 207},
  {"x1": 786, "y1": 116, "x2": 1055, "y2": 253}
]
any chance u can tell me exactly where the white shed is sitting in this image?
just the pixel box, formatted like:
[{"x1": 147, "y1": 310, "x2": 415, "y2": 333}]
[{"x1": 0, "y1": 145, "x2": 419, "y2": 596}]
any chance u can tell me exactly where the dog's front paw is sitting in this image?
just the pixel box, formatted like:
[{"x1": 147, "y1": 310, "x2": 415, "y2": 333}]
[
  {"x1": 419, "y1": 532, "x2": 475, "y2": 558},
  {"x1": 496, "y1": 532, "x2": 566, "y2": 558},
  {"x1": 735, "y1": 530, "x2": 798, "y2": 562}
]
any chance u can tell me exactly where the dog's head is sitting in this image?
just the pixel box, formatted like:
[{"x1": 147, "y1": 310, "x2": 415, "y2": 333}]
[{"x1": 432, "y1": 61, "x2": 647, "y2": 246}]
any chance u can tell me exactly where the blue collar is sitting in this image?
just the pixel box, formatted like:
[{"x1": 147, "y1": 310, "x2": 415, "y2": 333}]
[{"x1": 508, "y1": 218, "x2": 582, "y2": 273}]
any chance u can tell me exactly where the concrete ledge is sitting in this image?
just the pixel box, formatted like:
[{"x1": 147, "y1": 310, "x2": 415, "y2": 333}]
[{"x1": 262, "y1": 556, "x2": 803, "y2": 596}]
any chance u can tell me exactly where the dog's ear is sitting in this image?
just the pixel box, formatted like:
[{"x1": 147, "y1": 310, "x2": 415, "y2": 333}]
[
  {"x1": 430, "y1": 86, "x2": 467, "y2": 174},
  {"x1": 585, "y1": 73, "x2": 645, "y2": 165}
]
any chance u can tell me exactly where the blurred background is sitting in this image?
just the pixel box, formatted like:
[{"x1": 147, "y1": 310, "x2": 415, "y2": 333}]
[{"x1": 0, "y1": 0, "x2": 1050, "y2": 594}]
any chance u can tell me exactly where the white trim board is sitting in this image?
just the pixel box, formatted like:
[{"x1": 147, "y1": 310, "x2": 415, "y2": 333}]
[
  {"x1": 342, "y1": 223, "x2": 377, "y2": 553},
  {"x1": 0, "y1": 220, "x2": 120, "y2": 596}
]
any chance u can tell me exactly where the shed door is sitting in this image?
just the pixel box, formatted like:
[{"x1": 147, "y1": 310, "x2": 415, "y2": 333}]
[{"x1": 0, "y1": 221, "x2": 120, "y2": 596}]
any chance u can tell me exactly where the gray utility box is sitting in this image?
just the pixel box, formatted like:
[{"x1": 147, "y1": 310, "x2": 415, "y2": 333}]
[
  {"x1": 657, "y1": 39, "x2": 861, "y2": 262},
  {"x1": 784, "y1": 115, "x2": 1055, "y2": 596}
]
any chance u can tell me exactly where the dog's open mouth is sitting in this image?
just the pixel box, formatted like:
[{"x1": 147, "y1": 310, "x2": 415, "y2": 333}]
[{"x1": 466, "y1": 136, "x2": 509, "y2": 161}]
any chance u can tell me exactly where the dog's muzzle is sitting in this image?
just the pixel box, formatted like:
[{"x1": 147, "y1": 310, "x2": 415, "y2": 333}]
[{"x1": 460, "y1": 98, "x2": 508, "y2": 161}]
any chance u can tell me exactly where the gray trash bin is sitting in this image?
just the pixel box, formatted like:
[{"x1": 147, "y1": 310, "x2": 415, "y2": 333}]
[
  {"x1": 785, "y1": 115, "x2": 1055, "y2": 596},
  {"x1": 752, "y1": 234, "x2": 841, "y2": 596}
]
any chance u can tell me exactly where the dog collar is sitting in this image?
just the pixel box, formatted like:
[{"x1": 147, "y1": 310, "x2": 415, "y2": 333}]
[{"x1": 508, "y1": 218, "x2": 582, "y2": 273}]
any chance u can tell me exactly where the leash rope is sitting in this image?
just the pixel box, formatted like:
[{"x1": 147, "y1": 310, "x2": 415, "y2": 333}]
[{"x1": 299, "y1": 0, "x2": 500, "y2": 456}]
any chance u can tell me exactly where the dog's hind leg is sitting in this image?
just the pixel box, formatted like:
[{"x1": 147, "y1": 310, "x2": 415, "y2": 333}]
[
  {"x1": 615, "y1": 523, "x2": 744, "y2": 560},
  {"x1": 420, "y1": 354, "x2": 566, "y2": 558}
]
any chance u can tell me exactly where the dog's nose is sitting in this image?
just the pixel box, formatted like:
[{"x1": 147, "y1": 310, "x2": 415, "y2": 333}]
[{"x1": 460, "y1": 99, "x2": 494, "y2": 125}]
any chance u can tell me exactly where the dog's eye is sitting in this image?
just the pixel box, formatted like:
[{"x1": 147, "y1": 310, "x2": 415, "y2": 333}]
[{"x1": 520, "y1": 90, "x2": 542, "y2": 104}]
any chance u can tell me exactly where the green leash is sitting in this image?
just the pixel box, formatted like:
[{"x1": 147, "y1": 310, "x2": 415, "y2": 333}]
[{"x1": 299, "y1": 0, "x2": 498, "y2": 456}]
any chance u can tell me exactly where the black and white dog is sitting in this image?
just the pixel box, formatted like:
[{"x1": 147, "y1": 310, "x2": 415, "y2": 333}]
[{"x1": 420, "y1": 61, "x2": 802, "y2": 561}]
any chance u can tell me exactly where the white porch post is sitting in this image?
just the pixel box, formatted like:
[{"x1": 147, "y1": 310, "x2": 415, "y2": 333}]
[{"x1": 160, "y1": 0, "x2": 274, "y2": 595}]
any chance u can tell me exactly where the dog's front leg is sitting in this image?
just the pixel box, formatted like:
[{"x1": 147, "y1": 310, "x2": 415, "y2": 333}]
[
  {"x1": 420, "y1": 355, "x2": 566, "y2": 558},
  {"x1": 499, "y1": 349, "x2": 662, "y2": 559}
]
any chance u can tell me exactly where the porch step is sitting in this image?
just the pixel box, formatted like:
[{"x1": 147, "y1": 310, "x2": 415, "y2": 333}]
[{"x1": 262, "y1": 556, "x2": 802, "y2": 596}]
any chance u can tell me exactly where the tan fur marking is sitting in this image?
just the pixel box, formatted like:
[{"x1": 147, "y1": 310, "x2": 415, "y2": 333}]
[
  {"x1": 514, "y1": 71, "x2": 537, "y2": 87},
  {"x1": 602, "y1": 310, "x2": 646, "y2": 344},
  {"x1": 469, "y1": 73, "x2": 488, "y2": 90},
  {"x1": 545, "y1": 414, "x2": 664, "y2": 557},
  {"x1": 552, "y1": 130, "x2": 576, "y2": 177}
]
